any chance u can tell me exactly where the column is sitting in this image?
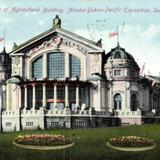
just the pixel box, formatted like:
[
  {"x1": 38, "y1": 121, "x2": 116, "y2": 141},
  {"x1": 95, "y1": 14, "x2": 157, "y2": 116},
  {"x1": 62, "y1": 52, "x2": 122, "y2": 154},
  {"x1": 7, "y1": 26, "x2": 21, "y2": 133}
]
[
  {"x1": 109, "y1": 84, "x2": 113, "y2": 111},
  {"x1": 42, "y1": 53, "x2": 47, "y2": 78},
  {"x1": 85, "y1": 86, "x2": 89, "y2": 108},
  {"x1": 18, "y1": 86, "x2": 22, "y2": 109},
  {"x1": 0, "y1": 91, "x2": 1, "y2": 130},
  {"x1": 24, "y1": 85, "x2": 28, "y2": 109},
  {"x1": 12, "y1": 84, "x2": 17, "y2": 111},
  {"x1": 65, "y1": 53, "x2": 69, "y2": 77},
  {"x1": 65, "y1": 84, "x2": 69, "y2": 107},
  {"x1": 42, "y1": 83, "x2": 46, "y2": 107},
  {"x1": 6, "y1": 84, "x2": 9, "y2": 111},
  {"x1": 32, "y1": 84, "x2": 36, "y2": 110},
  {"x1": 76, "y1": 85, "x2": 79, "y2": 108},
  {"x1": 2, "y1": 85, "x2": 6, "y2": 110},
  {"x1": 54, "y1": 83, "x2": 57, "y2": 108}
]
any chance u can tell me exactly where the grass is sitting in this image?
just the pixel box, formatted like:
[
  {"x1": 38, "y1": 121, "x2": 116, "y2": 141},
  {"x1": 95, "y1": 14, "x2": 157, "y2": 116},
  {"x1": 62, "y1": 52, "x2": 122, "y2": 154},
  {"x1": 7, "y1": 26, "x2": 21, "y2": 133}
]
[{"x1": 0, "y1": 124, "x2": 160, "y2": 160}]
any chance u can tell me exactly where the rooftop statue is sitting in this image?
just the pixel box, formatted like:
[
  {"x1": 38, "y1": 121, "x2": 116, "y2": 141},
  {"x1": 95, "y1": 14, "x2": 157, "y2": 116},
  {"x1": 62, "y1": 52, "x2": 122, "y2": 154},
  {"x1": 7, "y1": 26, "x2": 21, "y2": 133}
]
[{"x1": 53, "y1": 15, "x2": 61, "y2": 29}]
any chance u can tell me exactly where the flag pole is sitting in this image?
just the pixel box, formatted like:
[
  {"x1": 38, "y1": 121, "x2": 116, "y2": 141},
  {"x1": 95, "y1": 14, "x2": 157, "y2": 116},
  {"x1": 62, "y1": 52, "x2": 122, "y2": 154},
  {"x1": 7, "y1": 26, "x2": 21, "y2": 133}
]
[
  {"x1": 3, "y1": 30, "x2": 6, "y2": 48},
  {"x1": 117, "y1": 26, "x2": 119, "y2": 47}
]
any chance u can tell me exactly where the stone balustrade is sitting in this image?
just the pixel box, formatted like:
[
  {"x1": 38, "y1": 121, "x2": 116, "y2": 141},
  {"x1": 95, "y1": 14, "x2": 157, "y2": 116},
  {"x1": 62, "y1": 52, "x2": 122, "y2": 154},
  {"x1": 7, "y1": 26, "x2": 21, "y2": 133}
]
[
  {"x1": 21, "y1": 109, "x2": 44, "y2": 115},
  {"x1": 95, "y1": 111, "x2": 110, "y2": 116},
  {"x1": 45, "y1": 110, "x2": 65, "y2": 116},
  {"x1": 2, "y1": 108, "x2": 143, "y2": 118},
  {"x1": 71, "y1": 110, "x2": 91, "y2": 115},
  {"x1": 113, "y1": 110, "x2": 142, "y2": 117},
  {"x1": 2, "y1": 111, "x2": 19, "y2": 116}
]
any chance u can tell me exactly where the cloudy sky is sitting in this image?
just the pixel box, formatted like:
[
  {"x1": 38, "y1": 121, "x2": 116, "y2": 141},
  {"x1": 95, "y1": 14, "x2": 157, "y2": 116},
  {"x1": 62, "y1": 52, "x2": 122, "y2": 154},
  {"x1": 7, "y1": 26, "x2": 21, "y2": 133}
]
[{"x1": 0, "y1": 0, "x2": 160, "y2": 75}]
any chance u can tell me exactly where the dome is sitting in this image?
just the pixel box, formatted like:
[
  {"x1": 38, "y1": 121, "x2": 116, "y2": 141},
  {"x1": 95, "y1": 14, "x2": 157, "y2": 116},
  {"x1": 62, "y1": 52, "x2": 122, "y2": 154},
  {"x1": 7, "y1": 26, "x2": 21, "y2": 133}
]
[
  {"x1": 104, "y1": 44, "x2": 140, "y2": 81},
  {"x1": 106, "y1": 43, "x2": 135, "y2": 61}
]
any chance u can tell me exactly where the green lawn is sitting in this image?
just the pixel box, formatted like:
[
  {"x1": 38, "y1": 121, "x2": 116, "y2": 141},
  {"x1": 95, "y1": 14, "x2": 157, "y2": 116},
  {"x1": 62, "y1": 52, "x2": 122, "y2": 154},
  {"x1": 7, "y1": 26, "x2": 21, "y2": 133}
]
[{"x1": 0, "y1": 124, "x2": 160, "y2": 160}]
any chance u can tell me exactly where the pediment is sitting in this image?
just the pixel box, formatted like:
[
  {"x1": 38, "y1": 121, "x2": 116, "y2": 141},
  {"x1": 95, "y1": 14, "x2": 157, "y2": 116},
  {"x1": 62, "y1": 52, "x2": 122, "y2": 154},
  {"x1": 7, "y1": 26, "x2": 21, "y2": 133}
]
[{"x1": 10, "y1": 28, "x2": 104, "y2": 56}]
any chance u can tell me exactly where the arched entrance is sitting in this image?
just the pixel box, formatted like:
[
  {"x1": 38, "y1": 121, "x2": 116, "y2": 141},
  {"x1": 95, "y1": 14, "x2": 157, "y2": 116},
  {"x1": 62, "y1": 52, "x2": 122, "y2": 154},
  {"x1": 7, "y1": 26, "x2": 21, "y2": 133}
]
[
  {"x1": 114, "y1": 93, "x2": 122, "y2": 110},
  {"x1": 131, "y1": 94, "x2": 137, "y2": 111}
]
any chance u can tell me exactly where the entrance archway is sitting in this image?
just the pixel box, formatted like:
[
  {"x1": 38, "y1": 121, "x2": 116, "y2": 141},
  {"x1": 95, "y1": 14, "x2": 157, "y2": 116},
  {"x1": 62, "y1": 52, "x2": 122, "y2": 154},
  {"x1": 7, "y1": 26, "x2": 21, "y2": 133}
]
[
  {"x1": 114, "y1": 93, "x2": 122, "y2": 110},
  {"x1": 131, "y1": 94, "x2": 137, "y2": 111}
]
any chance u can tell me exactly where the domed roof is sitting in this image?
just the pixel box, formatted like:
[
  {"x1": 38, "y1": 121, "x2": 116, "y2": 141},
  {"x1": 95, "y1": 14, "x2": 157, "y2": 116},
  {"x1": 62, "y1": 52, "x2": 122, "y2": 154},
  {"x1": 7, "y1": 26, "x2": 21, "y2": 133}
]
[
  {"x1": 106, "y1": 43, "x2": 135, "y2": 61},
  {"x1": 105, "y1": 43, "x2": 140, "y2": 70}
]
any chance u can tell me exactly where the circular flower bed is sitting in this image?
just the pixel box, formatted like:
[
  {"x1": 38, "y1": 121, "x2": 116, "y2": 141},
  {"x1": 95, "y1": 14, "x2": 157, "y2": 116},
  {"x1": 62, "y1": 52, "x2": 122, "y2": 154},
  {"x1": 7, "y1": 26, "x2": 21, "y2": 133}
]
[
  {"x1": 107, "y1": 136, "x2": 156, "y2": 151},
  {"x1": 13, "y1": 134, "x2": 74, "y2": 150}
]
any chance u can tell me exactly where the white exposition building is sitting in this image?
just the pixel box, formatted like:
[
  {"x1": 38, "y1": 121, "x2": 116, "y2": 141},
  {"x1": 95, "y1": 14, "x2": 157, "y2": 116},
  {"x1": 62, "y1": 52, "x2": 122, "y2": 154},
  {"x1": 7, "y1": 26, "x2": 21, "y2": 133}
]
[{"x1": 0, "y1": 16, "x2": 160, "y2": 132}]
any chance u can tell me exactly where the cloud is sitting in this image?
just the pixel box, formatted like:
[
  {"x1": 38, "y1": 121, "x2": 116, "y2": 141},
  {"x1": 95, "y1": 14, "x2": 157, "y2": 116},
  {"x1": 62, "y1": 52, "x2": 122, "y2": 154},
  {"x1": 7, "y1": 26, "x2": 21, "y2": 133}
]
[{"x1": 74, "y1": 24, "x2": 160, "y2": 76}]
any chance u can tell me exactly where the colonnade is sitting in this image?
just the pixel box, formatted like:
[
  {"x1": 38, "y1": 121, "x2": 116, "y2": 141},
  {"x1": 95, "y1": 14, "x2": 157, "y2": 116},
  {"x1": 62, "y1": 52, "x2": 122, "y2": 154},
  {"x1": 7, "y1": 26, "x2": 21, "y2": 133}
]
[{"x1": 23, "y1": 83, "x2": 81, "y2": 110}]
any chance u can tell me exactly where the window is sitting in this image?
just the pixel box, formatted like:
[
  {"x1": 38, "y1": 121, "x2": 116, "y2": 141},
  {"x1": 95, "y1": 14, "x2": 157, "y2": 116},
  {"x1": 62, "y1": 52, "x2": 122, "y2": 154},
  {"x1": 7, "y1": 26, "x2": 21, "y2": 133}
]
[
  {"x1": 57, "y1": 86, "x2": 65, "y2": 100},
  {"x1": 114, "y1": 69, "x2": 121, "y2": 76},
  {"x1": 80, "y1": 87, "x2": 85, "y2": 107},
  {"x1": 47, "y1": 53, "x2": 65, "y2": 79},
  {"x1": 114, "y1": 93, "x2": 122, "y2": 110},
  {"x1": 69, "y1": 87, "x2": 76, "y2": 110},
  {"x1": 36, "y1": 86, "x2": 42, "y2": 100},
  {"x1": 32, "y1": 56, "x2": 42, "y2": 79},
  {"x1": 36, "y1": 86, "x2": 42, "y2": 108},
  {"x1": 69, "y1": 55, "x2": 81, "y2": 77},
  {"x1": 32, "y1": 52, "x2": 81, "y2": 80},
  {"x1": 46, "y1": 87, "x2": 54, "y2": 99},
  {"x1": 76, "y1": 121, "x2": 85, "y2": 127},
  {"x1": 26, "y1": 122, "x2": 33, "y2": 126},
  {"x1": 69, "y1": 87, "x2": 76, "y2": 100},
  {"x1": 6, "y1": 122, "x2": 11, "y2": 126},
  {"x1": 27, "y1": 86, "x2": 32, "y2": 109},
  {"x1": 51, "y1": 122, "x2": 59, "y2": 127},
  {"x1": 57, "y1": 86, "x2": 65, "y2": 109},
  {"x1": 130, "y1": 70, "x2": 136, "y2": 78},
  {"x1": 131, "y1": 94, "x2": 137, "y2": 111},
  {"x1": 21, "y1": 87, "x2": 24, "y2": 109}
]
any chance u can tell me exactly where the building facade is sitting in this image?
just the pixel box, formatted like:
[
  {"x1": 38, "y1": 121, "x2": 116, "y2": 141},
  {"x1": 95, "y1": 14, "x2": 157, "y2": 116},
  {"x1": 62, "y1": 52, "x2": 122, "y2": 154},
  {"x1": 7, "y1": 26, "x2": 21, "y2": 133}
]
[{"x1": 1, "y1": 16, "x2": 160, "y2": 131}]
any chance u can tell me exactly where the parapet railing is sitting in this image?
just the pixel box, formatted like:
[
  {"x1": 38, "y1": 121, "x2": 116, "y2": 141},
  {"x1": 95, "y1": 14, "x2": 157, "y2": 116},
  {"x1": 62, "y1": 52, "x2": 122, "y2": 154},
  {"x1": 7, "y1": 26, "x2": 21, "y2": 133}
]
[
  {"x1": 2, "y1": 109, "x2": 143, "y2": 117},
  {"x1": 113, "y1": 110, "x2": 142, "y2": 117}
]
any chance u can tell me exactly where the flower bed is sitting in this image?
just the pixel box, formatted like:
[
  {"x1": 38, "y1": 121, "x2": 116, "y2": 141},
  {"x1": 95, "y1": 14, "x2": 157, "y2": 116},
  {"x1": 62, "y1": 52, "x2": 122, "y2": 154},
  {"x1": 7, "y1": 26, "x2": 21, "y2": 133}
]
[
  {"x1": 13, "y1": 134, "x2": 74, "y2": 150},
  {"x1": 107, "y1": 136, "x2": 156, "y2": 151}
]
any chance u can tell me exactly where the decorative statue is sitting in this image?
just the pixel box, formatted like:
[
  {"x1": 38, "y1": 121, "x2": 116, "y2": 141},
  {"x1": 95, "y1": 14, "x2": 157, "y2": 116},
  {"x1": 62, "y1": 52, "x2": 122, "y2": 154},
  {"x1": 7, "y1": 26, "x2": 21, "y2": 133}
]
[
  {"x1": 12, "y1": 42, "x2": 18, "y2": 50},
  {"x1": 96, "y1": 38, "x2": 102, "y2": 48},
  {"x1": 53, "y1": 15, "x2": 61, "y2": 29}
]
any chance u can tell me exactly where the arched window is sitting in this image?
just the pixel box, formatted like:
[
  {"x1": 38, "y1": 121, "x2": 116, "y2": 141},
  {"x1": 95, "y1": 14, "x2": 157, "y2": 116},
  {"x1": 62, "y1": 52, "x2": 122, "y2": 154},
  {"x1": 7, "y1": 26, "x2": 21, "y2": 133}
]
[
  {"x1": 32, "y1": 56, "x2": 42, "y2": 79},
  {"x1": 69, "y1": 54, "x2": 81, "y2": 77},
  {"x1": 114, "y1": 93, "x2": 122, "y2": 110},
  {"x1": 131, "y1": 94, "x2": 137, "y2": 111},
  {"x1": 32, "y1": 52, "x2": 81, "y2": 80},
  {"x1": 47, "y1": 52, "x2": 65, "y2": 79}
]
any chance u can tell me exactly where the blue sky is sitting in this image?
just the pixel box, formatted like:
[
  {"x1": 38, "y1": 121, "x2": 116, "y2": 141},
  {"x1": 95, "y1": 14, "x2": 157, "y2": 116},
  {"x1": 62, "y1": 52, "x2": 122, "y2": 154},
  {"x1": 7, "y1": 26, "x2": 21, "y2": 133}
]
[{"x1": 0, "y1": 0, "x2": 160, "y2": 75}]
